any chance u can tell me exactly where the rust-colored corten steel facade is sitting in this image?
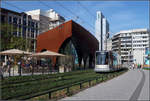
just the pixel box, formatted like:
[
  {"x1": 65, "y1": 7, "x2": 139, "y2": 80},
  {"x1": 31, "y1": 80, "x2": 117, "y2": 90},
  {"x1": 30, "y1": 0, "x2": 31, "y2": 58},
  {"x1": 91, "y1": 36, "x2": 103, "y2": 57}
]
[{"x1": 37, "y1": 20, "x2": 99, "y2": 68}]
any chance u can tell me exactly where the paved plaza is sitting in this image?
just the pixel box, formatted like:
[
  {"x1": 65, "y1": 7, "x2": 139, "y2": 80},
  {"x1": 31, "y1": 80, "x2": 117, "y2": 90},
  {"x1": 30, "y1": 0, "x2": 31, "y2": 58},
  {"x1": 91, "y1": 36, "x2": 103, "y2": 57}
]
[{"x1": 61, "y1": 69, "x2": 150, "y2": 100}]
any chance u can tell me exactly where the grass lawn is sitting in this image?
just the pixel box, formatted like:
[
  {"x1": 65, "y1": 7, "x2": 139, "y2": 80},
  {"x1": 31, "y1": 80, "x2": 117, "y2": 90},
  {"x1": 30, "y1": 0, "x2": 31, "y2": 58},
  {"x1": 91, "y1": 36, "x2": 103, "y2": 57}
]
[
  {"x1": 143, "y1": 68, "x2": 150, "y2": 70},
  {"x1": 1, "y1": 68, "x2": 128, "y2": 100}
]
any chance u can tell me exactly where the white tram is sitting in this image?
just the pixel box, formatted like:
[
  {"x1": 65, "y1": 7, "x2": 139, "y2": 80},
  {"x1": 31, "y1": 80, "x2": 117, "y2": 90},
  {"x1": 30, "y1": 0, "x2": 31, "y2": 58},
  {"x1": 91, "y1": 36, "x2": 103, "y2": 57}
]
[{"x1": 94, "y1": 51, "x2": 121, "y2": 72}]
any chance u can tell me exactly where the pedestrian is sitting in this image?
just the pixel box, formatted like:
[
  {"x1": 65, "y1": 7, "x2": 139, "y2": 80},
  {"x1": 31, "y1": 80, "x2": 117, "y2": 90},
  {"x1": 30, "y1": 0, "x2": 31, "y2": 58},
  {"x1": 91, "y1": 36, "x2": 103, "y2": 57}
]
[
  {"x1": 0, "y1": 67, "x2": 4, "y2": 80},
  {"x1": 7, "y1": 59, "x2": 11, "y2": 77},
  {"x1": 18, "y1": 60, "x2": 22, "y2": 76}
]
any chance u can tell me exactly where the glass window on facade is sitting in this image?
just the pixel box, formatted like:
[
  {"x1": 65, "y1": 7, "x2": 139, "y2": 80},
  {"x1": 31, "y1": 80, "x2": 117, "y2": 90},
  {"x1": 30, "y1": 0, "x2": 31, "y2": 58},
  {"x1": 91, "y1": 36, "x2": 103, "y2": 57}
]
[
  {"x1": 31, "y1": 22, "x2": 35, "y2": 28},
  {"x1": 143, "y1": 36, "x2": 147, "y2": 38},
  {"x1": 36, "y1": 29, "x2": 38, "y2": 36},
  {"x1": 28, "y1": 21, "x2": 31, "y2": 26},
  {"x1": 13, "y1": 17, "x2": 17, "y2": 24},
  {"x1": 28, "y1": 28, "x2": 30, "y2": 32},
  {"x1": 36, "y1": 23, "x2": 38, "y2": 28},
  {"x1": 23, "y1": 20, "x2": 26, "y2": 26},
  {"x1": 19, "y1": 18, "x2": 21, "y2": 24},
  {"x1": 27, "y1": 33, "x2": 30, "y2": 38},
  {"x1": 22, "y1": 27, "x2": 26, "y2": 37},
  {"x1": 59, "y1": 40, "x2": 78, "y2": 65},
  {"x1": 31, "y1": 33, "x2": 34, "y2": 38},
  {"x1": 1, "y1": 15, "x2": 5, "y2": 23},
  {"x1": 18, "y1": 25, "x2": 22, "y2": 35},
  {"x1": 9, "y1": 16, "x2": 12, "y2": 23},
  {"x1": 23, "y1": 14, "x2": 26, "y2": 19},
  {"x1": 31, "y1": 28, "x2": 34, "y2": 33},
  {"x1": 59, "y1": 41, "x2": 76, "y2": 55}
]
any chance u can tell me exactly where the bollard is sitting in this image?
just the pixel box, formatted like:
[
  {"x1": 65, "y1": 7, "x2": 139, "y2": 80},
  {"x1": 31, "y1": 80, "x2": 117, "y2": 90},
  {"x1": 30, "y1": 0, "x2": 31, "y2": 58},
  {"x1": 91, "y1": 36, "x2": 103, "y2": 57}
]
[
  {"x1": 79, "y1": 83, "x2": 82, "y2": 89},
  {"x1": 49, "y1": 92, "x2": 51, "y2": 99},
  {"x1": 67, "y1": 87, "x2": 70, "y2": 94},
  {"x1": 89, "y1": 80, "x2": 91, "y2": 86}
]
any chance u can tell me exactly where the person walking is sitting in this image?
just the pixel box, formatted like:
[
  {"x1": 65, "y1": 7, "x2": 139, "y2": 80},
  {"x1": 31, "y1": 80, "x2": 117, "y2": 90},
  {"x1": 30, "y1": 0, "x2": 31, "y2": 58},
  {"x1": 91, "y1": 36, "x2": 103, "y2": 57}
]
[
  {"x1": 0, "y1": 67, "x2": 4, "y2": 80},
  {"x1": 18, "y1": 60, "x2": 22, "y2": 76}
]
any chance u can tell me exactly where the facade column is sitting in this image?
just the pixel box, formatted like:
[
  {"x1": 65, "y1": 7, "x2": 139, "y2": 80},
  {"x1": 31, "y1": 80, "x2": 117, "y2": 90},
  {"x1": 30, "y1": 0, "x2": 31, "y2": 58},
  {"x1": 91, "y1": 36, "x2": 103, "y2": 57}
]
[
  {"x1": 34, "y1": 23, "x2": 36, "y2": 52},
  {"x1": 83, "y1": 57, "x2": 87, "y2": 69},
  {"x1": 89, "y1": 54, "x2": 93, "y2": 68},
  {"x1": 78, "y1": 56, "x2": 82, "y2": 68},
  {"x1": 26, "y1": 15, "x2": 28, "y2": 51}
]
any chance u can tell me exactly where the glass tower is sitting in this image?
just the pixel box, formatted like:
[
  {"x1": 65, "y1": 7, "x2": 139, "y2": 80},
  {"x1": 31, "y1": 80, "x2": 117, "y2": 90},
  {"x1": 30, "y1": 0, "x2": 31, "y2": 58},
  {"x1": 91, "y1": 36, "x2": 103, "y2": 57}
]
[{"x1": 95, "y1": 11, "x2": 109, "y2": 51}]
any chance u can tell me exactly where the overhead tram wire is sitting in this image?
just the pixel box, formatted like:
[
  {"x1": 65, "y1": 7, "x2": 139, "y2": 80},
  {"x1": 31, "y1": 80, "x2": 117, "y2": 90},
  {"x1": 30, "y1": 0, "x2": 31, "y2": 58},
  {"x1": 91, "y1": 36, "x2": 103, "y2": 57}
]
[
  {"x1": 77, "y1": 1, "x2": 96, "y2": 20},
  {"x1": 5, "y1": 1, "x2": 71, "y2": 22},
  {"x1": 39, "y1": 1, "x2": 95, "y2": 52},
  {"x1": 4, "y1": 1, "x2": 26, "y2": 12},
  {"x1": 4, "y1": 1, "x2": 42, "y2": 16},
  {"x1": 77, "y1": 1, "x2": 116, "y2": 38},
  {"x1": 77, "y1": 1, "x2": 115, "y2": 37},
  {"x1": 4, "y1": 1, "x2": 95, "y2": 34},
  {"x1": 38, "y1": 0, "x2": 72, "y2": 21},
  {"x1": 5, "y1": 1, "x2": 71, "y2": 26},
  {"x1": 55, "y1": 1, "x2": 95, "y2": 34}
]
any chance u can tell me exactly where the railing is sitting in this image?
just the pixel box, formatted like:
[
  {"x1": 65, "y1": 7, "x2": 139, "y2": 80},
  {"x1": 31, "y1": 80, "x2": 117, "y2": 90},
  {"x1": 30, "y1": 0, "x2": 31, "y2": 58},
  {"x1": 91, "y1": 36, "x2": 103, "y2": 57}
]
[
  {"x1": 2, "y1": 68, "x2": 128, "y2": 100},
  {"x1": 20, "y1": 74, "x2": 117, "y2": 100}
]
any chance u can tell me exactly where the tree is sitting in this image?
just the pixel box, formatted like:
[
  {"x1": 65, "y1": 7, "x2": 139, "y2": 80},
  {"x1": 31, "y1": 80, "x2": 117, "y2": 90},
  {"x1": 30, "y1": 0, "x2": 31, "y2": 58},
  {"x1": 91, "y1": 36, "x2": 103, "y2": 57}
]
[{"x1": 0, "y1": 23, "x2": 32, "y2": 51}]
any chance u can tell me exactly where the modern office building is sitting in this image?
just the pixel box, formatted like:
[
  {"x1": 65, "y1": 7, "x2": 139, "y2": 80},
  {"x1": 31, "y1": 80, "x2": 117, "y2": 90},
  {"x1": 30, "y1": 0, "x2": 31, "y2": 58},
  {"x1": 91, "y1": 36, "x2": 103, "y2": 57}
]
[
  {"x1": 26, "y1": 9, "x2": 65, "y2": 34},
  {"x1": 112, "y1": 28, "x2": 149, "y2": 65},
  {"x1": 105, "y1": 38, "x2": 112, "y2": 51},
  {"x1": 37, "y1": 20, "x2": 99, "y2": 69},
  {"x1": 95, "y1": 11, "x2": 109, "y2": 51},
  {"x1": 1, "y1": 8, "x2": 39, "y2": 52}
]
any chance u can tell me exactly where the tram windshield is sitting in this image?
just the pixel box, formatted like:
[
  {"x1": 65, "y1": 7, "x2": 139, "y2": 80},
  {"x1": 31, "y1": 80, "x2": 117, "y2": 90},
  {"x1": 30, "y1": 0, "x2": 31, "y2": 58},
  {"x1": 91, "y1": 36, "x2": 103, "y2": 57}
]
[{"x1": 96, "y1": 51, "x2": 108, "y2": 65}]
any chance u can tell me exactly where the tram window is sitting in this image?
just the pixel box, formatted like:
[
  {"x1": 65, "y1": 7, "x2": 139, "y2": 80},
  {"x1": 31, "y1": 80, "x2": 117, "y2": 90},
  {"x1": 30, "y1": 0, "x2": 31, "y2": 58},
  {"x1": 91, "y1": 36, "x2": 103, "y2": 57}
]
[
  {"x1": 112, "y1": 53, "x2": 118, "y2": 67},
  {"x1": 101, "y1": 53, "x2": 106, "y2": 65},
  {"x1": 96, "y1": 52, "x2": 101, "y2": 65},
  {"x1": 96, "y1": 52, "x2": 108, "y2": 65}
]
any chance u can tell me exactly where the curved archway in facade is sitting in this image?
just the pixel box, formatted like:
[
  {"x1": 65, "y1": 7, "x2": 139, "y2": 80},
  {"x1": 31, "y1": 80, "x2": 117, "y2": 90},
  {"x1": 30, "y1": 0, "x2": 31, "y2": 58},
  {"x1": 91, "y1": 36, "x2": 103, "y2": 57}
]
[
  {"x1": 41, "y1": 49, "x2": 47, "y2": 52},
  {"x1": 37, "y1": 20, "x2": 99, "y2": 69}
]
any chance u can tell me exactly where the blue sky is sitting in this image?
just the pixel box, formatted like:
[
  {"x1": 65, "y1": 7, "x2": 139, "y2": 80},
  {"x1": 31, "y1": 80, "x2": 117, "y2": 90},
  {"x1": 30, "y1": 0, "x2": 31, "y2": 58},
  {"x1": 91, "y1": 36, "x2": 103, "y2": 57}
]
[{"x1": 1, "y1": 1, "x2": 149, "y2": 37}]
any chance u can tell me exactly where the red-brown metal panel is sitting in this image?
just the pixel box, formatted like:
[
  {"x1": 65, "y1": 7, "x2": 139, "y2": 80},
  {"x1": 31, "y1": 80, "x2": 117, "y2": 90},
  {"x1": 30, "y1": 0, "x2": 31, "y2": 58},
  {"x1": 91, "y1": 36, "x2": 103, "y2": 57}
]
[
  {"x1": 36, "y1": 20, "x2": 72, "y2": 52},
  {"x1": 36, "y1": 20, "x2": 99, "y2": 68}
]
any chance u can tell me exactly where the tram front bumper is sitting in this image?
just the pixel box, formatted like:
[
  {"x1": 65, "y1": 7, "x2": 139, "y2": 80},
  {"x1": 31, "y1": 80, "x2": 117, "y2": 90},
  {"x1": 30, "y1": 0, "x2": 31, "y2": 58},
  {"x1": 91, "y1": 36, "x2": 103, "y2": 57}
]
[{"x1": 94, "y1": 65, "x2": 110, "y2": 72}]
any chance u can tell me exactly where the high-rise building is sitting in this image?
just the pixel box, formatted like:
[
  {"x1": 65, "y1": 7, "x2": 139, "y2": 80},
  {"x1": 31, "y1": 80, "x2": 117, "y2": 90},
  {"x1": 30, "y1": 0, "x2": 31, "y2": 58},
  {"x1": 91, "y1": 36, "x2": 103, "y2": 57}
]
[
  {"x1": 105, "y1": 38, "x2": 112, "y2": 51},
  {"x1": 1, "y1": 8, "x2": 39, "y2": 52},
  {"x1": 26, "y1": 9, "x2": 65, "y2": 34},
  {"x1": 112, "y1": 28, "x2": 149, "y2": 66},
  {"x1": 95, "y1": 11, "x2": 109, "y2": 51}
]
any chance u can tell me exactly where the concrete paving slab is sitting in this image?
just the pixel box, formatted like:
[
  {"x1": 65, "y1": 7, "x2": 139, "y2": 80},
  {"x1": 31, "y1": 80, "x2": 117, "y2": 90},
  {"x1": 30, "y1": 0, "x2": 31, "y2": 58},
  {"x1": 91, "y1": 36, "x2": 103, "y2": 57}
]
[{"x1": 61, "y1": 69, "x2": 149, "y2": 100}]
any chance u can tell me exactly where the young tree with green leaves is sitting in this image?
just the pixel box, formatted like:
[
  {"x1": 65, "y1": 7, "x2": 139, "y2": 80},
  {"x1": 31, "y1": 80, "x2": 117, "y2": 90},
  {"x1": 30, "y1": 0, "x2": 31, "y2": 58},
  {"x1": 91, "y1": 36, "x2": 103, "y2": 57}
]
[{"x1": 0, "y1": 23, "x2": 32, "y2": 51}]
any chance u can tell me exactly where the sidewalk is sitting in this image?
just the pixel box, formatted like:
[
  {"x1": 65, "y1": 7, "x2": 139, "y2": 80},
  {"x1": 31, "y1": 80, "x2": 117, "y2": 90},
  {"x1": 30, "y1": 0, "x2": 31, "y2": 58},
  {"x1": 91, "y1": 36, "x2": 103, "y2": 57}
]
[
  {"x1": 61, "y1": 69, "x2": 149, "y2": 100},
  {"x1": 138, "y1": 70, "x2": 150, "y2": 100}
]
